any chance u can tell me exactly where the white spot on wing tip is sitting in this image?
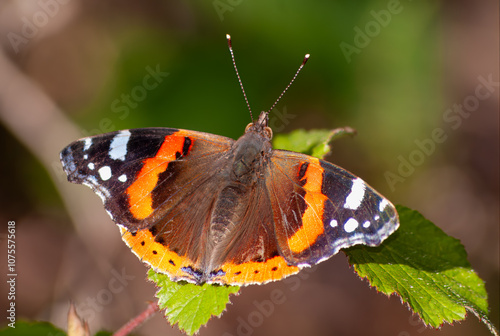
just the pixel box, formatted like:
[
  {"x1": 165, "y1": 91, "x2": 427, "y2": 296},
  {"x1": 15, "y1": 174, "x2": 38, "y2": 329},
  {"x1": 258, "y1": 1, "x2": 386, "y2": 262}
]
[
  {"x1": 109, "y1": 130, "x2": 131, "y2": 161},
  {"x1": 83, "y1": 138, "x2": 92, "y2": 151},
  {"x1": 98, "y1": 166, "x2": 112, "y2": 181},
  {"x1": 87, "y1": 162, "x2": 95, "y2": 170},
  {"x1": 330, "y1": 219, "x2": 338, "y2": 227},
  {"x1": 379, "y1": 199, "x2": 389, "y2": 212},
  {"x1": 344, "y1": 218, "x2": 359, "y2": 233},
  {"x1": 363, "y1": 221, "x2": 371, "y2": 228},
  {"x1": 118, "y1": 174, "x2": 127, "y2": 182},
  {"x1": 344, "y1": 178, "x2": 366, "y2": 210}
]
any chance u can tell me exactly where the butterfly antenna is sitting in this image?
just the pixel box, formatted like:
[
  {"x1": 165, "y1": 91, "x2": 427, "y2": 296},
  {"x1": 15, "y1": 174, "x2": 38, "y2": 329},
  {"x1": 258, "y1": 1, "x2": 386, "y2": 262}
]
[
  {"x1": 267, "y1": 53, "x2": 310, "y2": 114},
  {"x1": 226, "y1": 34, "x2": 254, "y2": 121}
]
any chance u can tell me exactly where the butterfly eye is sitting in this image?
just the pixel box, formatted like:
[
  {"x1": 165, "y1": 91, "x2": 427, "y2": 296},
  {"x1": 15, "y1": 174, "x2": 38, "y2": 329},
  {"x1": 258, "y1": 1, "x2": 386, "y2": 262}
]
[
  {"x1": 245, "y1": 123, "x2": 253, "y2": 133},
  {"x1": 264, "y1": 127, "x2": 273, "y2": 139}
]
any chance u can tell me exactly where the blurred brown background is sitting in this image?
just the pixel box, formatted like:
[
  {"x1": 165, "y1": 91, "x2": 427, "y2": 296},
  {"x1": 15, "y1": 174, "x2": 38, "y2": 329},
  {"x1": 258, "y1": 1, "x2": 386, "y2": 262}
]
[{"x1": 0, "y1": 1, "x2": 498, "y2": 335}]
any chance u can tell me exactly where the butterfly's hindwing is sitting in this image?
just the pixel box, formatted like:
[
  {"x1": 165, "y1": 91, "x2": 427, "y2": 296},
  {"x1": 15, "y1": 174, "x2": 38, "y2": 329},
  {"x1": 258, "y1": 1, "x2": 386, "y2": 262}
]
[{"x1": 267, "y1": 150, "x2": 399, "y2": 266}]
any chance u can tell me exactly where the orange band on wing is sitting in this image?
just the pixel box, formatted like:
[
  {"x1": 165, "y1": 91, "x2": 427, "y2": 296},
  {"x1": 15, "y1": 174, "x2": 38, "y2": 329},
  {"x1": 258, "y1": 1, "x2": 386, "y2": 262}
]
[
  {"x1": 218, "y1": 257, "x2": 300, "y2": 284},
  {"x1": 126, "y1": 131, "x2": 191, "y2": 219},
  {"x1": 287, "y1": 158, "x2": 327, "y2": 253},
  {"x1": 121, "y1": 227, "x2": 196, "y2": 280}
]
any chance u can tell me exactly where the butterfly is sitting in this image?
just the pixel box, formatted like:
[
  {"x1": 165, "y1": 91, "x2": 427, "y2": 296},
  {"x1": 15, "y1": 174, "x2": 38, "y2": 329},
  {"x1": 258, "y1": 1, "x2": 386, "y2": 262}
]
[{"x1": 60, "y1": 34, "x2": 399, "y2": 286}]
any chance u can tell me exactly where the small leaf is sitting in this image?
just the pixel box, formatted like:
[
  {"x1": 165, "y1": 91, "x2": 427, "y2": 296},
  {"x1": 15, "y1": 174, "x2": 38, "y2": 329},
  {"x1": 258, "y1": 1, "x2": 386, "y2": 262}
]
[
  {"x1": 273, "y1": 127, "x2": 356, "y2": 159},
  {"x1": 148, "y1": 269, "x2": 240, "y2": 335},
  {"x1": 345, "y1": 205, "x2": 497, "y2": 335},
  {"x1": 0, "y1": 321, "x2": 66, "y2": 336}
]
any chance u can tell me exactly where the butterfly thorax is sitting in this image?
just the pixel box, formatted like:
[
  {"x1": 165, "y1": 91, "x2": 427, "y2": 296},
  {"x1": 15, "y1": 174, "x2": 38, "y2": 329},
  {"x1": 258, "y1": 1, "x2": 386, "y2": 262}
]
[
  {"x1": 231, "y1": 129, "x2": 271, "y2": 179},
  {"x1": 202, "y1": 121, "x2": 273, "y2": 275}
]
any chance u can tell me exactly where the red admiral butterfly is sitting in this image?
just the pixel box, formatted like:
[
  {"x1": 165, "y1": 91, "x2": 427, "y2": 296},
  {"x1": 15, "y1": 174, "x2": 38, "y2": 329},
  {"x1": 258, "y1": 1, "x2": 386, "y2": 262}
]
[{"x1": 60, "y1": 35, "x2": 399, "y2": 285}]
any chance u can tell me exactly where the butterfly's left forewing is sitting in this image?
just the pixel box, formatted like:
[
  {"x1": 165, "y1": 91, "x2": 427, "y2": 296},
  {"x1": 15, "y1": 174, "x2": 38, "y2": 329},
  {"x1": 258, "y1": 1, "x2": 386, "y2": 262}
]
[
  {"x1": 266, "y1": 150, "x2": 399, "y2": 266},
  {"x1": 60, "y1": 128, "x2": 234, "y2": 231},
  {"x1": 61, "y1": 127, "x2": 240, "y2": 283}
]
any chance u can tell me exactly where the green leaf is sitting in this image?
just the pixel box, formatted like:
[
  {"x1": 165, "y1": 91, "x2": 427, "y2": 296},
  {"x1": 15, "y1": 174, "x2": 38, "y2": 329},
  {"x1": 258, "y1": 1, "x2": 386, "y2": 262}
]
[
  {"x1": 273, "y1": 127, "x2": 355, "y2": 159},
  {"x1": 148, "y1": 269, "x2": 240, "y2": 335},
  {"x1": 345, "y1": 205, "x2": 497, "y2": 334},
  {"x1": 0, "y1": 321, "x2": 66, "y2": 336},
  {"x1": 93, "y1": 332, "x2": 112, "y2": 336},
  {"x1": 276, "y1": 129, "x2": 497, "y2": 334}
]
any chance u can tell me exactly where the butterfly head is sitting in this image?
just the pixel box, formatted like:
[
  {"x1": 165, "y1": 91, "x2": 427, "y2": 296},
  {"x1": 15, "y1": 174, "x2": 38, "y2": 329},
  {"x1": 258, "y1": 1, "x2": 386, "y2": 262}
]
[{"x1": 245, "y1": 111, "x2": 273, "y2": 140}]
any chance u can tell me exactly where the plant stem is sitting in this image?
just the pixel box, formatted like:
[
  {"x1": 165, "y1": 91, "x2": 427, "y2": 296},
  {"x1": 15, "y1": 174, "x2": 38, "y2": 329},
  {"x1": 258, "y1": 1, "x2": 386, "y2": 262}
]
[{"x1": 113, "y1": 301, "x2": 160, "y2": 336}]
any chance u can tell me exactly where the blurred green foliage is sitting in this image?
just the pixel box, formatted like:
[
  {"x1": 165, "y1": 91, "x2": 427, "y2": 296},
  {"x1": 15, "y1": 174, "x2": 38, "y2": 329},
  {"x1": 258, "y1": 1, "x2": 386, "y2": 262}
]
[
  {"x1": 5, "y1": 0, "x2": 441, "y2": 219},
  {"x1": 77, "y1": 0, "x2": 440, "y2": 178}
]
